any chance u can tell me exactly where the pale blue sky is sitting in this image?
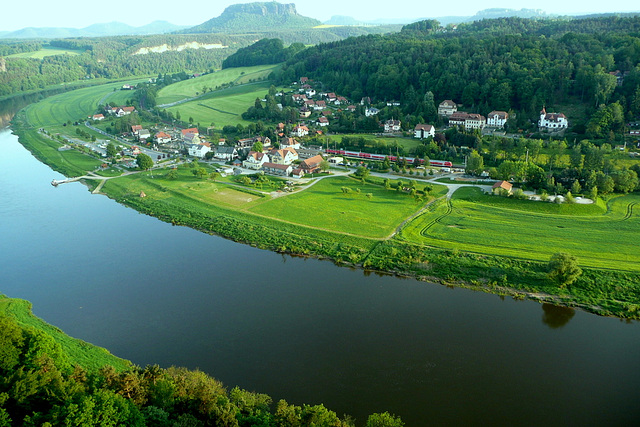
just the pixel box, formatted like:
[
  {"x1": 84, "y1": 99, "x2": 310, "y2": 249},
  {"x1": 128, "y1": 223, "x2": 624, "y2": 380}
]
[{"x1": 2, "y1": 0, "x2": 638, "y2": 32}]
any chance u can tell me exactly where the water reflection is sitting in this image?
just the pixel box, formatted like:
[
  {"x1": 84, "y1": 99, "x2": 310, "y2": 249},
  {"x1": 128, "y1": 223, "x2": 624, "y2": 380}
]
[{"x1": 542, "y1": 303, "x2": 576, "y2": 329}]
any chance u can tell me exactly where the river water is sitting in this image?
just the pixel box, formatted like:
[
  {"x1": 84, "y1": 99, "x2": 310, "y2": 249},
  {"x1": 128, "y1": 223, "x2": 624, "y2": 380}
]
[{"x1": 1, "y1": 127, "x2": 639, "y2": 426}]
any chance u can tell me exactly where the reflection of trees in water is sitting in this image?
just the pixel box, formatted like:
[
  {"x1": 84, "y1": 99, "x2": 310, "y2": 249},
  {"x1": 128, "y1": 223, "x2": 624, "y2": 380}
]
[{"x1": 542, "y1": 303, "x2": 575, "y2": 329}]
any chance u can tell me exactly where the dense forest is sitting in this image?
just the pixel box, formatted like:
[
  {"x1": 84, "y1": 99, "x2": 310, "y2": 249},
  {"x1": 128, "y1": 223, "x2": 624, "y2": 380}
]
[
  {"x1": 0, "y1": 298, "x2": 403, "y2": 426},
  {"x1": 276, "y1": 16, "x2": 640, "y2": 127},
  {"x1": 222, "y1": 39, "x2": 305, "y2": 68}
]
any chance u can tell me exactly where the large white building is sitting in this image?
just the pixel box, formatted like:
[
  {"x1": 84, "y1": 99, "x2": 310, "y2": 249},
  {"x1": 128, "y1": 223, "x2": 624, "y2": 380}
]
[
  {"x1": 487, "y1": 111, "x2": 509, "y2": 128},
  {"x1": 438, "y1": 100, "x2": 457, "y2": 117},
  {"x1": 539, "y1": 107, "x2": 568, "y2": 130}
]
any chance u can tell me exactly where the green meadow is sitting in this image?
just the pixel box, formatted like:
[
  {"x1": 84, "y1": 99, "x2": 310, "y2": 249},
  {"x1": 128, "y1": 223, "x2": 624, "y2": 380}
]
[
  {"x1": 249, "y1": 176, "x2": 440, "y2": 238},
  {"x1": 156, "y1": 65, "x2": 279, "y2": 105},
  {"x1": 164, "y1": 81, "x2": 272, "y2": 128},
  {"x1": 400, "y1": 187, "x2": 640, "y2": 271},
  {"x1": 7, "y1": 46, "x2": 82, "y2": 59}
]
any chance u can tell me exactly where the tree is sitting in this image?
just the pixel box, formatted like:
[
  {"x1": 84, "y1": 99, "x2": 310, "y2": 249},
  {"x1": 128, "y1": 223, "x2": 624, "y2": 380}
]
[
  {"x1": 192, "y1": 167, "x2": 207, "y2": 179},
  {"x1": 354, "y1": 166, "x2": 370, "y2": 180},
  {"x1": 136, "y1": 153, "x2": 153, "y2": 170},
  {"x1": 319, "y1": 159, "x2": 330, "y2": 173},
  {"x1": 106, "y1": 142, "x2": 117, "y2": 158},
  {"x1": 465, "y1": 150, "x2": 484, "y2": 175},
  {"x1": 252, "y1": 141, "x2": 263, "y2": 152},
  {"x1": 548, "y1": 253, "x2": 582, "y2": 288},
  {"x1": 166, "y1": 169, "x2": 178, "y2": 180},
  {"x1": 366, "y1": 412, "x2": 404, "y2": 427},
  {"x1": 209, "y1": 171, "x2": 220, "y2": 181}
]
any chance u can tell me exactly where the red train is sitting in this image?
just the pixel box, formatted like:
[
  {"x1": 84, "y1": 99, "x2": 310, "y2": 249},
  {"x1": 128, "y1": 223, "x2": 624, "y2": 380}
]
[{"x1": 325, "y1": 149, "x2": 453, "y2": 167}]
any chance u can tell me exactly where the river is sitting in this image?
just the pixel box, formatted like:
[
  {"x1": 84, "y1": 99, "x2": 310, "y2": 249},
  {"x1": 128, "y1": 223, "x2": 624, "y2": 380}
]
[{"x1": 1, "y1": 127, "x2": 639, "y2": 426}]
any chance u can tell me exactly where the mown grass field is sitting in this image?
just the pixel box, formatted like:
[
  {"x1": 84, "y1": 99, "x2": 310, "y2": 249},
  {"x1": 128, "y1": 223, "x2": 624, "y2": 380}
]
[
  {"x1": 7, "y1": 46, "x2": 82, "y2": 59},
  {"x1": 249, "y1": 176, "x2": 436, "y2": 238},
  {"x1": 0, "y1": 296, "x2": 130, "y2": 371},
  {"x1": 400, "y1": 186, "x2": 640, "y2": 271},
  {"x1": 156, "y1": 65, "x2": 279, "y2": 105},
  {"x1": 164, "y1": 81, "x2": 272, "y2": 128}
]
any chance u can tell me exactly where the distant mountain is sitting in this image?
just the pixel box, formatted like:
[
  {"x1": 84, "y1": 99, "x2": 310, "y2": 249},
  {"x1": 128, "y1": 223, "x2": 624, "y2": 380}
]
[
  {"x1": 324, "y1": 16, "x2": 365, "y2": 26},
  {"x1": 0, "y1": 21, "x2": 188, "y2": 39},
  {"x1": 471, "y1": 8, "x2": 550, "y2": 20},
  {"x1": 184, "y1": 2, "x2": 321, "y2": 33}
]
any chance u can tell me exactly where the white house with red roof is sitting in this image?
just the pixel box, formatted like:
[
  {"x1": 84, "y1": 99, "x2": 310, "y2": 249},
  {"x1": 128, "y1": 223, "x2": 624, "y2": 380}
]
[
  {"x1": 243, "y1": 151, "x2": 270, "y2": 170},
  {"x1": 292, "y1": 125, "x2": 309, "y2": 137},
  {"x1": 155, "y1": 132, "x2": 171, "y2": 144},
  {"x1": 188, "y1": 142, "x2": 211, "y2": 158}
]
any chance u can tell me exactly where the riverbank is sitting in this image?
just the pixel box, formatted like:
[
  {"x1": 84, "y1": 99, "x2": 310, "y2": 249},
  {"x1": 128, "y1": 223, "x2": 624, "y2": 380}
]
[{"x1": 9, "y1": 97, "x2": 640, "y2": 320}]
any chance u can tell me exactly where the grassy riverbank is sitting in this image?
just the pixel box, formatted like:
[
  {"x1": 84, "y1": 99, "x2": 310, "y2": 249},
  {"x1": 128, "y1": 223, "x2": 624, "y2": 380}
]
[
  {"x1": 10, "y1": 80, "x2": 640, "y2": 319},
  {"x1": 0, "y1": 295, "x2": 130, "y2": 372}
]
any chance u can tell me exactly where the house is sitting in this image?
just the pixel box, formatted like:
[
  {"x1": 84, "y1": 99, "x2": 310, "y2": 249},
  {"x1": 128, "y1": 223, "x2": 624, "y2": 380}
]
[
  {"x1": 114, "y1": 108, "x2": 126, "y2": 117},
  {"x1": 292, "y1": 94, "x2": 307, "y2": 103},
  {"x1": 91, "y1": 114, "x2": 105, "y2": 121},
  {"x1": 243, "y1": 151, "x2": 270, "y2": 169},
  {"x1": 335, "y1": 96, "x2": 348, "y2": 105},
  {"x1": 183, "y1": 133, "x2": 201, "y2": 145},
  {"x1": 305, "y1": 88, "x2": 316, "y2": 97},
  {"x1": 448, "y1": 111, "x2": 469, "y2": 127},
  {"x1": 317, "y1": 116, "x2": 329, "y2": 127},
  {"x1": 188, "y1": 142, "x2": 212, "y2": 158},
  {"x1": 539, "y1": 107, "x2": 568, "y2": 130},
  {"x1": 386, "y1": 101, "x2": 401, "y2": 106},
  {"x1": 214, "y1": 146, "x2": 238, "y2": 161},
  {"x1": 360, "y1": 97, "x2": 371, "y2": 106},
  {"x1": 181, "y1": 127, "x2": 199, "y2": 139},
  {"x1": 122, "y1": 106, "x2": 136, "y2": 115},
  {"x1": 414, "y1": 124, "x2": 435, "y2": 139},
  {"x1": 314, "y1": 100, "x2": 326, "y2": 110},
  {"x1": 384, "y1": 119, "x2": 402, "y2": 132},
  {"x1": 262, "y1": 162, "x2": 292, "y2": 176},
  {"x1": 299, "y1": 77, "x2": 309, "y2": 84},
  {"x1": 299, "y1": 108, "x2": 311, "y2": 118},
  {"x1": 325, "y1": 93, "x2": 337, "y2": 102},
  {"x1": 122, "y1": 84, "x2": 134, "y2": 90},
  {"x1": 292, "y1": 125, "x2": 309, "y2": 137},
  {"x1": 131, "y1": 125, "x2": 143, "y2": 136},
  {"x1": 296, "y1": 148, "x2": 322, "y2": 160},
  {"x1": 329, "y1": 156, "x2": 344, "y2": 164},
  {"x1": 346, "y1": 105, "x2": 356, "y2": 112},
  {"x1": 292, "y1": 168, "x2": 305, "y2": 178},
  {"x1": 492, "y1": 180, "x2": 513, "y2": 193},
  {"x1": 280, "y1": 137, "x2": 300, "y2": 150},
  {"x1": 155, "y1": 132, "x2": 172, "y2": 144},
  {"x1": 138, "y1": 129, "x2": 151, "y2": 141},
  {"x1": 438, "y1": 100, "x2": 457, "y2": 117},
  {"x1": 304, "y1": 99, "x2": 316, "y2": 108},
  {"x1": 365, "y1": 107, "x2": 380, "y2": 117},
  {"x1": 300, "y1": 154, "x2": 324, "y2": 173},
  {"x1": 487, "y1": 111, "x2": 509, "y2": 128},
  {"x1": 270, "y1": 147, "x2": 298, "y2": 165},
  {"x1": 465, "y1": 114, "x2": 486, "y2": 130}
]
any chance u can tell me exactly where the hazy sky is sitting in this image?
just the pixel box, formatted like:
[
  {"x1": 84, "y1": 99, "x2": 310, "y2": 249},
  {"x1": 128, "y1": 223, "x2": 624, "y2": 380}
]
[{"x1": 2, "y1": 0, "x2": 639, "y2": 32}]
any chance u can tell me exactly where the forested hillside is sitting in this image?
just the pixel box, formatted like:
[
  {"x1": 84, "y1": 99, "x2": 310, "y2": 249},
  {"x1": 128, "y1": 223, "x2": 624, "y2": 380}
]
[
  {"x1": 276, "y1": 17, "x2": 640, "y2": 127},
  {"x1": 222, "y1": 38, "x2": 305, "y2": 68}
]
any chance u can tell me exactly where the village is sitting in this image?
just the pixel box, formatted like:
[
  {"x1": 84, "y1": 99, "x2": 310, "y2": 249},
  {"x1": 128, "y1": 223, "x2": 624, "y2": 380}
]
[{"x1": 85, "y1": 78, "x2": 573, "y2": 182}]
